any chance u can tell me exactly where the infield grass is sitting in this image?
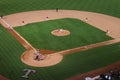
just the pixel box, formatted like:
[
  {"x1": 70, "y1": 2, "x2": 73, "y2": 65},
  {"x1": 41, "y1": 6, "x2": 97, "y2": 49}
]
[
  {"x1": 1, "y1": 24, "x2": 120, "y2": 80},
  {"x1": 15, "y1": 18, "x2": 112, "y2": 51},
  {"x1": 1, "y1": 0, "x2": 120, "y2": 80}
]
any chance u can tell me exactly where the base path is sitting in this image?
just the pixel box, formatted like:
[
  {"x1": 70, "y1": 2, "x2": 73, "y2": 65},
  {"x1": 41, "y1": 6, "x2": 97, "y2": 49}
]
[
  {"x1": 3, "y1": 10, "x2": 120, "y2": 38},
  {"x1": 1, "y1": 10, "x2": 120, "y2": 79},
  {"x1": 58, "y1": 38, "x2": 120, "y2": 55}
]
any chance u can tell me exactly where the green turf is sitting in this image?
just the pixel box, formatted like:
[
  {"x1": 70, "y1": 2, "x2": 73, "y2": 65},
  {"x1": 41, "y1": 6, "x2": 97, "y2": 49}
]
[
  {"x1": 15, "y1": 18, "x2": 112, "y2": 51},
  {"x1": 1, "y1": 24, "x2": 120, "y2": 80},
  {"x1": 45, "y1": 42, "x2": 120, "y2": 80},
  {"x1": 0, "y1": 0, "x2": 120, "y2": 18},
  {"x1": 1, "y1": 0, "x2": 120, "y2": 79},
  {"x1": 0, "y1": 25, "x2": 26, "y2": 79}
]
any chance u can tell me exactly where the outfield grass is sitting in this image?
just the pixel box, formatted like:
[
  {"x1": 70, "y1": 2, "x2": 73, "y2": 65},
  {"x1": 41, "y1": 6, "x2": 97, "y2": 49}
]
[
  {"x1": 15, "y1": 18, "x2": 112, "y2": 51},
  {"x1": 1, "y1": 24, "x2": 120, "y2": 80},
  {"x1": 0, "y1": 25, "x2": 26, "y2": 79},
  {"x1": 0, "y1": 0, "x2": 120, "y2": 18},
  {"x1": 1, "y1": 0, "x2": 120, "y2": 80},
  {"x1": 45, "y1": 42, "x2": 120, "y2": 80}
]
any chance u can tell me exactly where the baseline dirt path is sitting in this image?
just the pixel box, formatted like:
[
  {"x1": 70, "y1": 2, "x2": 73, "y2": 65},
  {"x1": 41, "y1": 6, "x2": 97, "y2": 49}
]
[
  {"x1": 8, "y1": 29, "x2": 34, "y2": 50},
  {"x1": 1, "y1": 10, "x2": 120, "y2": 79},
  {"x1": 59, "y1": 38, "x2": 120, "y2": 55},
  {"x1": 3, "y1": 10, "x2": 120, "y2": 38}
]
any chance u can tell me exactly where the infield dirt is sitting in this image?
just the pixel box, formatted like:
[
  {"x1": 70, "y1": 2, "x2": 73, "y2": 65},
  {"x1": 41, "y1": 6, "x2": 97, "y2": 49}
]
[{"x1": 1, "y1": 10, "x2": 120, "y2": 80}]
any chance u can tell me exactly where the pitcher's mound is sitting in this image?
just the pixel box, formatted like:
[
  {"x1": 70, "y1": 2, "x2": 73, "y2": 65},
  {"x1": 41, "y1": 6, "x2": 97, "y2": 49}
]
[
  {"x1": 21, "y1": 50, "x2": 63, "y2": 67},
  {"x1": 51, "y1": 29, "x2": 70, "y2": 36}
]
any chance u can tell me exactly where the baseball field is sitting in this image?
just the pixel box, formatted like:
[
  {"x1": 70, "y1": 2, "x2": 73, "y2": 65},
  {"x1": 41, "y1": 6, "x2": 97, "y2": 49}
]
[{"x1": 0, "y1": 0, "x2": 120, "y2": 80}]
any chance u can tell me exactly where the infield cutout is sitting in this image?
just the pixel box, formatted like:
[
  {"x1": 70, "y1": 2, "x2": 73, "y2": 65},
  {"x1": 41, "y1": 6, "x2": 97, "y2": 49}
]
[{"x1": 51, "y1": 29, "x2": 70, "y2": 36}]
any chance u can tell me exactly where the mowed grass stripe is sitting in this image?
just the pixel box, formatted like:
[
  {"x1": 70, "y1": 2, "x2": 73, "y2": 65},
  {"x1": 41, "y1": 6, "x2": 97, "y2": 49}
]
[
  {"x1": 0, "y1": 24, "x2": 55, "y2": 80},
  {"x1": 0, "y1": 0, "x2": 120, "y2": 18},
  {"x1": 0, "y1": 43, "x2": 120, "y2": 80},
  {"x1": 15, "y1": 18, "x2": 112, "y2": 51},
  {"x1": 43, "y1": 43, "x2": 120, "y2": 80},
  {"x1": 0, "y1": 24, "x2": 120, "y2": 80},
  {"x1": 0, "y1": 25, "x2": 26, "y2": 77}
]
